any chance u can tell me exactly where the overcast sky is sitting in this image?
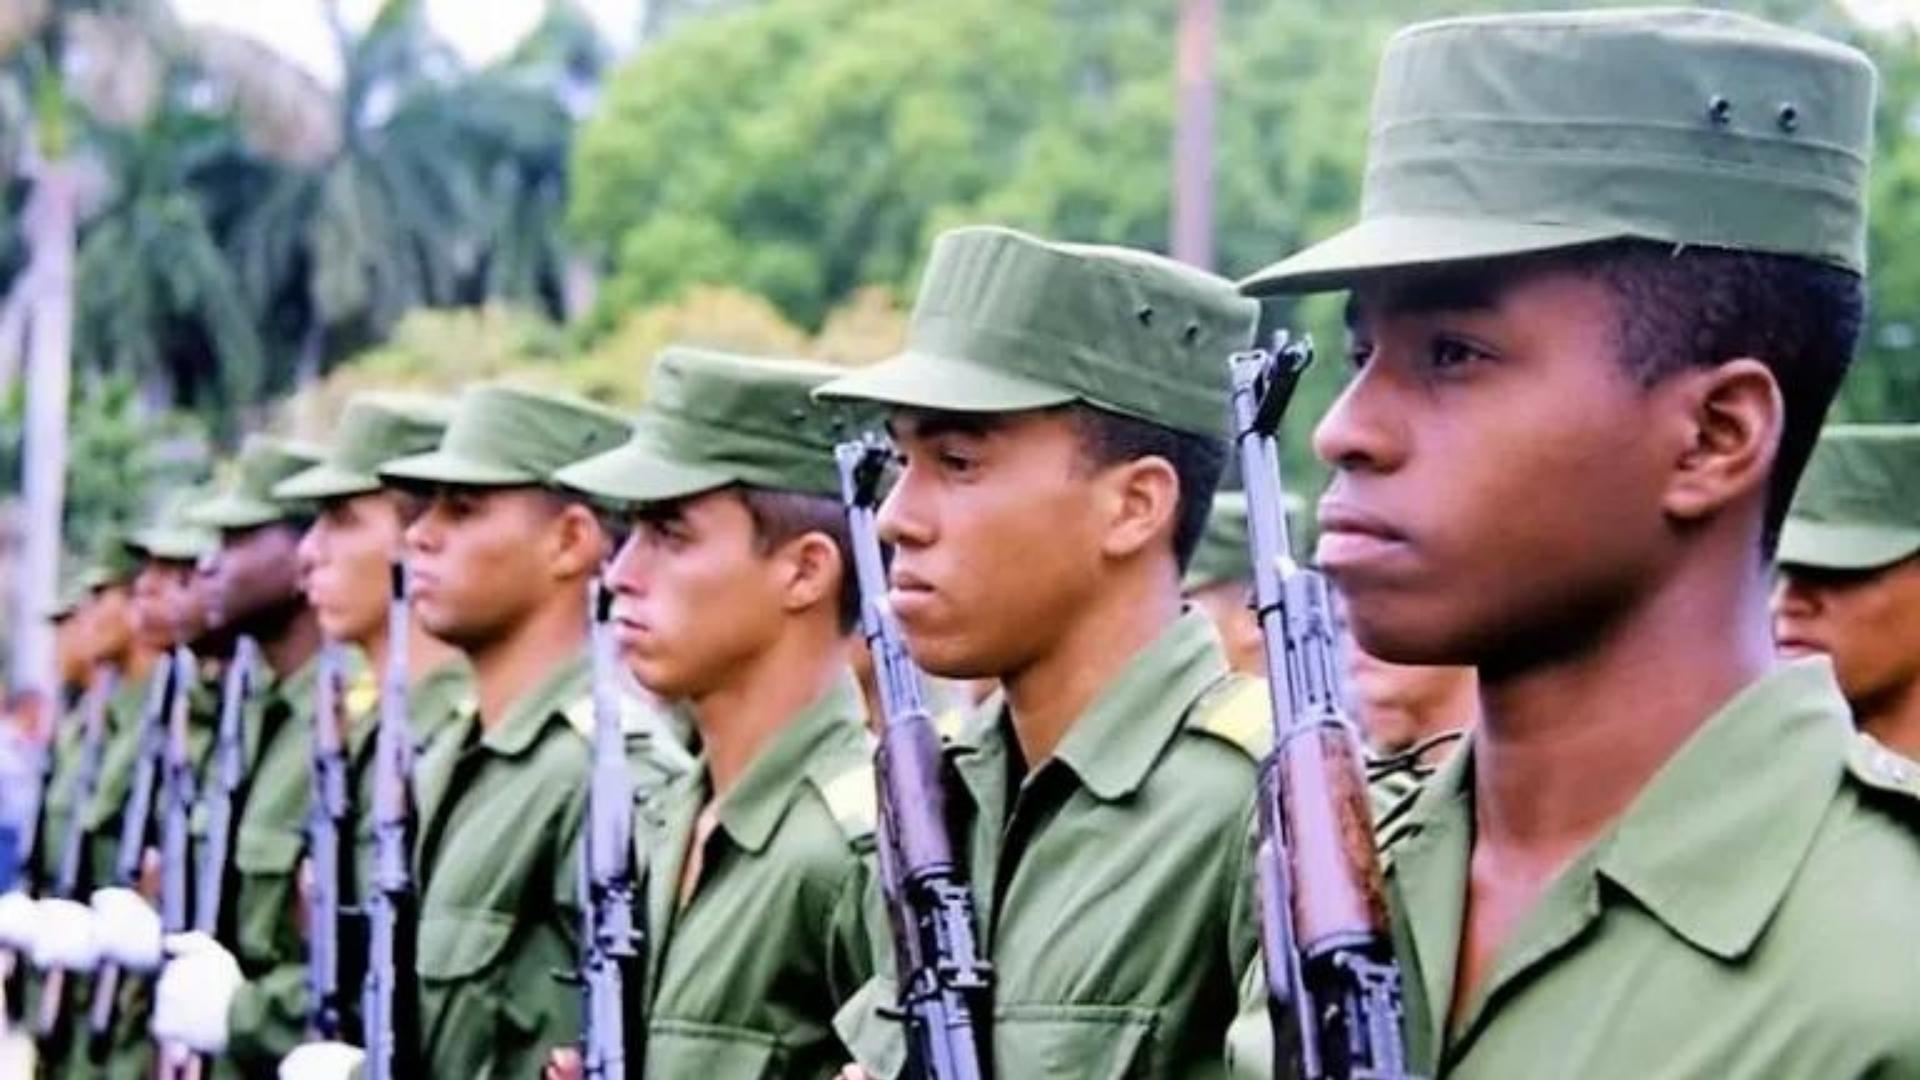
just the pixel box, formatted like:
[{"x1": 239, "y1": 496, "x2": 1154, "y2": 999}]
[{"x1": 174, "y1": 0, "x2": 644, "y2": 83}]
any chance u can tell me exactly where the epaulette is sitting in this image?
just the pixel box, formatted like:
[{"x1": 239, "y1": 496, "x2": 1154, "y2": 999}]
[
  {"x1": 1187, "y1": 676, "x2": 1273, "y2": 760},
  {"x1": 808, "y1": 759, "x2": 878, "y2": 851},
  {"x1": 1846, "y1": 733, "x2": 1920, "y2": 806},
  {"x1": 345, "y1": 672, "x2": 379, "y2": 719},
  {"x1": 933, "y1": 707, "x2": 970, "y2": 744},
  {"x1": 563, "y1": 694, "x2": 698, "y2": 774}
]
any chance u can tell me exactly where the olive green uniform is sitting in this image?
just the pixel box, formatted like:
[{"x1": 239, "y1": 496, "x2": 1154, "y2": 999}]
[
  {"x1": 644, "y1": 676, "x2": 884, "y2": 1077},
  {"x1": 411, "y1": 652, "x2": 684, "y2": 1079},
  {"x1": 219, "y1": 655, "x2": 321, "y2": 1075},
  {"x1": 1381, "y1": 661, "x2": 1920, "y2": 1077},
  {"x1": 847, "y1": 613, "x2": 1266, "y2": 1079}
]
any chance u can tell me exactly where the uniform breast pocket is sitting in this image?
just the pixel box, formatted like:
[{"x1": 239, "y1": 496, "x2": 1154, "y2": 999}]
[
  {"x1": 995, "y1": 1003, "x2": 1159, "y2": 1080},
  {"x1": 416, "y1": 908, "x2": 516, "y2": 985},
  {"x1": 647, "y1": 1019, "x2": 784, "y2": 1080},
  {"x1": 230, "y1": 824, "x2": 305, "y2": 963}
]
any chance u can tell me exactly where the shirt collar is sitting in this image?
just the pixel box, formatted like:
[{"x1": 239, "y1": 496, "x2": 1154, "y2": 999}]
[
  {"x1": 1393, "y1": 657, "x2": 1851, "y2": 962},
  {"x1": 480, "y1": 649, "x2": 590, "y2": 758},
  {"x1": 713, "y1": 674, "x2": 868, "y2": 854},
  {"x1": 952, "y1": 610, "x2": 1228, "y2": 803}
]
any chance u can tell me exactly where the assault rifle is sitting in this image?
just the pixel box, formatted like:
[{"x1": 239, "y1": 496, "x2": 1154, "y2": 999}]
[
  {"x1": 33, "y1": 667, "x2": 118, "y2": 1038},
  {"x1": 362, "y1": 565, "x2": 421, "y2": 1080},
  {"x1": 835, "y1": 434, "x2": 991, "y2": 1080},
  {"x1": 88, "y1": 649, "x2": 185, "y2": 1057},
  {"x1": 307, "y1": 643, "x2": 352, "y2": 1041},
  {"x1": 1229, "y1": 333, "x2": 1416, "y2": 1080},
  {"x1": 575, "y1": 578, "x2": 646, "y2": 1079}
]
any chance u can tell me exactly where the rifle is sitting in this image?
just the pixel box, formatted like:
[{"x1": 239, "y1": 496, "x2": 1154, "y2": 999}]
[
  {"x1": 157, "y1": 636, "x2": 257, "y2": 1080},
  {"x1": 33, "y1": 667, "x2": 118, "y2": 1039},
  {"x1": 153, "y1": 644, "x2": 207, "y2": 1080},
  {"x1": 574, "y1": 578, "x2": 646, "y2": 1079},
  {"x1": 87, "y1": 649, "x2": 185, "y2": 1058},
  {"x1": 307, "y1": 643, "x2": 353, "y2": 1041},
  {"x1": 361, "y1": 564, "x2": 422, "y2": 1080},
  {"x1": 1228, "y1": 333, "x2": 1416, "y2": 1080},
  {"x1": 835, "y1": 435, "x2": 992, "y2": 1080}
]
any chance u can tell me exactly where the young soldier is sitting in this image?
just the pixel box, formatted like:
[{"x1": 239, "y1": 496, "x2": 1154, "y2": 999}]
[
  {"x1": 548, "y1": 347, "x2": 889, "y2": 1077},
  {"x1": 1234, "y1": 9, "x2": 1920, "y2": 1076},
  {"x1": 818, "y1": 225, "x2": 1265, "y2": 1077},
  {"x1": 1182, "y1": 492, "x2": 1268, "y2": 678},
  {"x1": 129, "y1": 437, "x2": 326, "y2": 1073},
  {"x1": 268, "y1": 393, "x2": 468, "y2": 1066},
  {"x1": 1773, "y1": 424, "x2": 1920, "y2": 756},
  {"x1": 286, "y1": 383, "x2": 684, "y2": 1079}
]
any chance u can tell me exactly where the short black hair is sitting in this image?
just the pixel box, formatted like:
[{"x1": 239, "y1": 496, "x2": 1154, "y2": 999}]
[
  {"x1": 1558, "y1": 240, "x2": 1864, "y2": 553},
  {"x1": 736, "y1": 486, "x2": 860, "y2": 633},
  {"x1": 1062, "y1": 403, "x2": 1228, "y2": 571}
]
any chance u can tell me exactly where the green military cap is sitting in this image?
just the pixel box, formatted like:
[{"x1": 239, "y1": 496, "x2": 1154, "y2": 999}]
[
  {"x1": 556, "y1": 347, "x2": 871, "y2": 504},
  {"x1": 378, "y1": 382, "x2": 631, "y2": 489},
  {"x1": 190, "y1": 436, "x2": 326, "y2": 531},
  {"x1": 274, "y1": 393, "x2": 453, "y2": 501},
  {"x1": 1242, "y1": 8, "x2": 1877, "y2": 296},
  {"x1": 817, "y1": 226, "x2": 1258, "y2": 439},
  {"x1": 128, "y1": 488, "x2": 219, "y2": 563},
  {"x1": 1777, "y1": 423, "x2": 1920, "y2": 571},
  {"x1": 47, "y1": 569, "x2": 96, "y2": 621},
  {"x1": 89, "y1": 532, "x2": 144, "y2": 586}
]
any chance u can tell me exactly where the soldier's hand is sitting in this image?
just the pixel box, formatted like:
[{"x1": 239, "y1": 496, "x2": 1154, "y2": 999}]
[
  {"x1": 279, "y1": 1041, "x2": 365, "y2": 1080},
  {"x1": 88, "y1": 886, "x2": 162, "y2": 971},
  {"x1": 835, "y1": 1067, "x2": 875, "y2": 1080},
  {"x1": 543, "y1": 1045, "x2": 584, "y2": 1080},
  {"x1": 0, "y1": 889, "x2": 37, "y2": 952},
  {"x1": 152, "y1": 931, "x2": 243, "y2": 1053},
  {"x1": 29, "y1": 897, "x2": 98, "y2": 971}
]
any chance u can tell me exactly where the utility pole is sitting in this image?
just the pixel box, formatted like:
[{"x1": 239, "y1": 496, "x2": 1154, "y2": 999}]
[{"x1": 1171, "y1": 0, "x2": 1217, "y2": 270}]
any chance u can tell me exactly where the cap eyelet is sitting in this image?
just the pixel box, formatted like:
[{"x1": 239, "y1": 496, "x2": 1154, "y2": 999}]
[
  {"x1": 1777, "y1": 102, "x2": 1799, "y2": 133},
  {"x1": 1707, "y1": 95, "x2": 1733, "y2": 127},
  {"x1": 1181, "y1": 323, "x2": 1201, "y2": 346},
  {"x1": 1136, "y1": 305, "x2": 1154, "y2": 327}
]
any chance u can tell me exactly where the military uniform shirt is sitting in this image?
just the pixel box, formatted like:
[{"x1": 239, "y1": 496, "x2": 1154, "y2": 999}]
[
  {"x1": 644, "y1": 675, "x2": 886, "y2": 1077},
  {"x1": 222, "y1": 654, "x2": 321, "y2": 1074},
  {"x1": 1382, "y1": 659, "x2": 1920, "y2": 1078},
  {"x1": 849, "y1": 611, "x2": 1265, "y2": 1079},
  {"x1": 410, "y1": 651, "x2": 685, "y2": 1080}
]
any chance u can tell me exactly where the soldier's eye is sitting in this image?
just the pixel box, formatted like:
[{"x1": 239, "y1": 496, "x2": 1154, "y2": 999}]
[
  {"x1": 1344, "y1": 339, "x2": 1375, "y2": 370},
  {"x1": 1426, "y1": 335, "x2": 1489, "y2": 372}
]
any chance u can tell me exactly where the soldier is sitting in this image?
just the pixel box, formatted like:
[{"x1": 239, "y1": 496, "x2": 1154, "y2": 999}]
[
  {"x1": 547, "y1": 347, "x2": 890, "y2": 1077},
  {"x1": 113, "y1": 437, "x2": 324, "y2": 1075},
  {"x1": 817, "y1": 225, "x2": 1265, "y2": 1077},
  {"x1": 1234, "y1": 8, "x2": 1920, "y2": 1076},
  {"x1": 288, "y1": 382, "x2": 683, "y2": 1079},
  {"x1": 1182, "y1": 492, "x2": 1269, "y2": 678},
  {"x1": 1773, "y1": 424, "x2": 1920, "y2": 756},
  {"x1": 267, "y1": 393, "x2": 467, "y2": 1068}
]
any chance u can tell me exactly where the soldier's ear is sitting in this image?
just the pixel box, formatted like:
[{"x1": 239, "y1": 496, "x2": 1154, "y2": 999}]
[
  {"x1": 1097, "y1": 454, "x2": 1181, "y2": 563},
  {"x1": 1660, "y1": 357, "x2": 1782, "y2": 526},
  {"x1": 549, "y1": 500, "x2": 611, "y2": 581},
  {"x1": 776, "y1": 531, "x2": 842, "y2": 619}
]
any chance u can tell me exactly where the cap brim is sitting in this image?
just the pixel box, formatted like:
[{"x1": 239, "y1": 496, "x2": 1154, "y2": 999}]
[
  {"x1": 1777, "y1": 519, "x2": 1920, "y2": 572},
  {"x1": 129, "y1": 527, "x2": 215, "y2": 563},
  {"x1": 377, "y1": 449, "x2": 539, "y2": 488},
  {"x1": 554, "y1": 440, "x2": 734, "y2": 506},
  {"x1": 188, "y1": 494, "x2": 293, "y2": 531},
  {"x1": 1238, "y1": 214, "x2": 1625, "y2": 296},
  {"x1": 273, "y1": 463, "x2": 381, "y2": 501},
  {"x1": 815, "y1": 349, "x2": 1078, "y2": 415}
]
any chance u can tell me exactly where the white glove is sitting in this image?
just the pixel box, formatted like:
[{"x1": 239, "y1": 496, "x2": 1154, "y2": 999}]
[
  {"x1": 89, "y1": 886, "x2": 163, "y2": 971},
  {"x1": 279, "y1": 1041, "x2": 367, "y2": 1080},
  {"x1": 151, "y1": 931, "x2": 242, "y2": 1054},
  {"x1": 29, "y1": 897, "x2": 98, "y2": 971},
  {"x1": 0, "y1": 889, "x2": 38, "y2": 951}
]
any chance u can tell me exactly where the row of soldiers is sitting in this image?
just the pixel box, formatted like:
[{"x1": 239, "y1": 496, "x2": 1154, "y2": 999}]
[{"x1": 2, "y1": 6, "x2": 1920, "y2": 1079}]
